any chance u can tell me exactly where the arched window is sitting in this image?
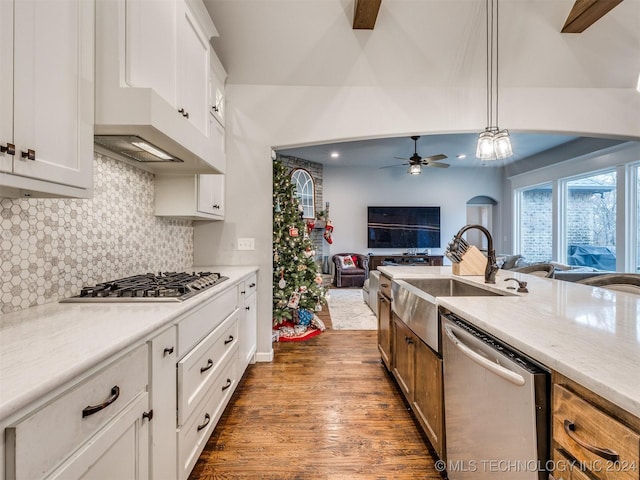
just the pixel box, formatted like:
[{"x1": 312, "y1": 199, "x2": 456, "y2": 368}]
[{"x1": 291, "y1": 169, "x2": 315, "y2": 219}]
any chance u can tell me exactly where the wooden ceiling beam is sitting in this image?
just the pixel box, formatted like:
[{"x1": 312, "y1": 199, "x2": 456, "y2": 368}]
[
  {"x1": 562, "y1": 0, "x2": 624, "y2": 33},
  {"x1": 353, "y1": 0, "x2": 382, "y2": 30}
]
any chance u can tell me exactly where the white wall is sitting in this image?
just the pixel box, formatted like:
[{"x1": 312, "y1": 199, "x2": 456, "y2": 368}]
[
  {"x1": 193, "y1": 83, "x2": 639, "y2": 362},
  {"x1": 323, "y1": 165, "x2": 503, "y2": 259}
]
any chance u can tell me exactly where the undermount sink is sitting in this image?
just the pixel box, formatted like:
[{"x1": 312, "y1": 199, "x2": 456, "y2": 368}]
[
  {"x1": 391, "y1": 277, "x2": 507, "y2": 353},
  {"x1": 404, "y1": 278, "x2": 504, "y2": 297}
]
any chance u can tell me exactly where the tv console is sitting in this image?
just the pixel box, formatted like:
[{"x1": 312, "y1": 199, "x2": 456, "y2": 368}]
[{"x1": 368, "y1": 254, "x2": 444, "y2": 271}]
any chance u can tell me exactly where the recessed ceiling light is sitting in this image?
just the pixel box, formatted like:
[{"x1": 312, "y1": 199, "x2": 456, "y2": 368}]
[
  {"x1": 457, "y1": 154, "x2": 467, "y2": 159},
  {"x1": 330, "y1": 152, "x2": 339, "y2": 158}
]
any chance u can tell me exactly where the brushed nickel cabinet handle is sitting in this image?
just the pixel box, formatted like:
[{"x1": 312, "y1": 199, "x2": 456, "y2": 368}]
[
  {"x1": 82, "y1": 385, "x2": 120, "y2": 418},
  {"x1": 563, "y1": 419, "x2": 620, "y2": 462},
  {"x1": 21, "y1": 149, "x2": 35, "y2": 160},
  {"x1": 1, "y1": 143, "x2": 15, "y2": 155},
  {"x1": 221, "y1": 378, "x2": 232, "y2": 391},
  {"x1": 224, "y1": 335, "x2": 234, "y2": 345},
  {"x1": 200, "y1": 358, "x2": 214, "y2": 373},
  {"x1": 197, "y1": 413, "x2": 211, "y2": 432}
]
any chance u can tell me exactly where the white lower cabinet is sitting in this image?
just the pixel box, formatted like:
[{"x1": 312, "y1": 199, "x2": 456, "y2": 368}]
[
  {"x1": 5, "y1": 345, "x2": 149, "y2": 480},
  {"x1": 239, "y1": 273, "x2": 258, "y2": 371},
  {"x1": 2, "y1": 270, "x2": 258, "y2": 480},
  {"x1": 148, "y1": 327, "x2": 177, "y2": 480}
]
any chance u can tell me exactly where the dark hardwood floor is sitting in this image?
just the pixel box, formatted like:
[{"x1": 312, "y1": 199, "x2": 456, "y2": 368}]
[{"x1": 189, "y1": 306, "x2": 444, "y2": 479}]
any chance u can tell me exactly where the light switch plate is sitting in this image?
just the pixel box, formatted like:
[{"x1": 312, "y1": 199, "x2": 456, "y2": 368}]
[{"x1": 237, "y1": 238, "x2": 255, "y2": 250}]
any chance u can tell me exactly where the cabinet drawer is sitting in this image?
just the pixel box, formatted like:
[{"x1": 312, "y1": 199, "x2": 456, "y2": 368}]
[
  {"x1": 177, "y1": 310, "x2": 238, "y2": 425},
  {"x1": 553, "y1": 384, "x2": 640, "y2": 480},
  {"x1": 6, "y1": 345, "x2": 148, "y2": 480},
  {"x1": 177, "y1": 285, "x2": 238, "y2": 356},
  {"x1": 177, "y1": 348, "x2": 238, "y2": 480},
  {"x1": 243, "y1": 273, "x2": 257, "y2": 297}
]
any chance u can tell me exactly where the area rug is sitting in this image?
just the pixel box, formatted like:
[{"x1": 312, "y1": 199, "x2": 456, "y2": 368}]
[{"x1": 327, "y1": 288, "x2": 377, "y2": 330}]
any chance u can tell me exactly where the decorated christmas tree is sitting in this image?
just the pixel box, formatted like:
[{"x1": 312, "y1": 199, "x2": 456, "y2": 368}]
[{"x1": 272, "y1": 160, "x2": 326, "y2": 327}]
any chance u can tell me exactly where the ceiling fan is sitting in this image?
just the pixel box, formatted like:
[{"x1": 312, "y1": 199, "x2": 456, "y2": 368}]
[{"x1": 381, "y1": 136, "x2": 449, "y2": 174}]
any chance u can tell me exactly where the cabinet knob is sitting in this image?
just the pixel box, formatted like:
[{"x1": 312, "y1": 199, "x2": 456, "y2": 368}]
[
  {"x1": 0, "y1": 142, "x2": 15, "y2": 155},
  {"x1": 245, "y1": 306, "x2": 250, "y2": 311},
  {"x1": 142, "y1": 410, "x2": 153, "y2": 422},
  {"x1": 249, "y1": 283, "x2": 256, "y2": 288},
  {"x1": 21, "y1": 148, "x2": 36, "y2": 161},
  {"x1": 211, "y1": 105, "x2": 219, "y2": 112},
  {"x1": 212, "y1": 204, "x2": 220, "y2": 209},
  {"x1": 178, "y1": 108, "x2": 189, "y2": 118}
]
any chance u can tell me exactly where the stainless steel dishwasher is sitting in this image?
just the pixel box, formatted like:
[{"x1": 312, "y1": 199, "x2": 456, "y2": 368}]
[{"x1": 441, "y1": 311, "x2": 549, "y2": 480}]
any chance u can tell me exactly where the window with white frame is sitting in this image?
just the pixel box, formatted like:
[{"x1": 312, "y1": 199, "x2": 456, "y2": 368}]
[
  {"x1": 563, "y1": 170, "x2": 617, "y2": 271},
  {"x1": 516, "y1": 183, "x2": 553, "y2": 263},
  {"x1": 291, "y1": 168, "x2": 315, "y2": 219}
]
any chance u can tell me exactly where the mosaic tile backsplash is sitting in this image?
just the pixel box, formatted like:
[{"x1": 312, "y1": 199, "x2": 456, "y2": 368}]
[{"x1": 1, "y1": 153, "x2": 193, "y2": 314}]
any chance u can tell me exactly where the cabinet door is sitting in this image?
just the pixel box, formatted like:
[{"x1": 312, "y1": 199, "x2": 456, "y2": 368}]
[
  {"x1": 177, "y1": 1, "x2": 209, "y2": 136},
  {"x1": 240, "y1": 291, "x2": 257, "y2": 371},
  {"x1": 125, "y1": 0, "x2": 177, "y2": 106},
  {"x1": 209, "y1": 62, "x2": 225, "y2": 126},
  {"x1": 149, "y1": 327, "x2": 177, "y2": 480},
  {"x1": 197, "y1": 174, "x2": 224, "y2": 218},
  {"x1": 12, "y1": 0, "x2": 93, "y2": 189},
  {"x1": 0, "y1": 0, "x2": 13, "y2": 173},
  {"x1": 46, "y1": 392, "x2": 149, "y2": 480},
  {"x1": 392, "y1": 317, "x2": 415, "y2": 399},
  {"x1": 377, "y1": 293, "x2": 392, "y2": 370},
  {"x1": 413, "y1": 340, "x2": 445, "y2": 461}
]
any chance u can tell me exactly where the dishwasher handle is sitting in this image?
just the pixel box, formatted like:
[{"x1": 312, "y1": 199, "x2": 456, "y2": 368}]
[{"x1": 443, "y1": 324, "x2": 526, "y2": 386}]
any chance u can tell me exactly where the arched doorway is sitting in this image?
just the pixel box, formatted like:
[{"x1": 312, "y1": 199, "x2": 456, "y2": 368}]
[{"x1": 466, "y1": 196, "x2": 497, "y2": 251}]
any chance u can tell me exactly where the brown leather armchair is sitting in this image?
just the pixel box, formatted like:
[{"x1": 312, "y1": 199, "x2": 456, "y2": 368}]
[{"x1": 332, "y1": 253, "x2": 369, "y2": 288}]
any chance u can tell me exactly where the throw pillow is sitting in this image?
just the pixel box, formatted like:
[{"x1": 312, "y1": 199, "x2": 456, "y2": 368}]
[{"x1": 338, "y1": 255, "x2": 356, "y2": 269}]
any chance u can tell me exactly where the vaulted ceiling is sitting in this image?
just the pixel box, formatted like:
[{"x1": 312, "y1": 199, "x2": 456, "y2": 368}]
[{"x1": 202, "y1": 0, "x2": 639, "y2": 167}]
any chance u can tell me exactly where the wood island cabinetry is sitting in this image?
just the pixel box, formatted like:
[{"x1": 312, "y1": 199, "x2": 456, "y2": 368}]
[{"x1": 377, "y1": 275, "x2": 393, "y2": 370}]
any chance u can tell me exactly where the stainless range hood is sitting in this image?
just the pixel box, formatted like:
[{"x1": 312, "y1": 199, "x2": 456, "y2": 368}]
[{"x1": 94, "y1": 135, "x2": 182, "y2": 163}]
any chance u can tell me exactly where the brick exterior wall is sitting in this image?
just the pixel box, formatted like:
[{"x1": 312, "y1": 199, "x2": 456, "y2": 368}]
[{"x1": 520, "y1": 188, "x2": 616, "y2": 263}]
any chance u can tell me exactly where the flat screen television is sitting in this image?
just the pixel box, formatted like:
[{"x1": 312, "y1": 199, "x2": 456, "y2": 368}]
[{"x1": 367, "y1": 206, "x2": 441, "y2": 249}]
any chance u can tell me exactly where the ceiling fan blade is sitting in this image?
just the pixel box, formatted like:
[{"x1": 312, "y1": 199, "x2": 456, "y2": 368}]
[
  {"x1": 379, "y1": 163, "x2": 409, "y2": 169},
  {"x1": 425, "y1": 162, "x2": 449, "y2": 168},
  {"x1": 393, "y1": 156, "x2": 410, "y2": 161},
  {"x1": 421, "y1": 154, "x2": 448, "y2": 162}
]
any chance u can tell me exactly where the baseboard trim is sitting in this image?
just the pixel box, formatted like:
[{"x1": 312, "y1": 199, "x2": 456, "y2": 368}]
[{"x1": 255, "y1": 349, "x2": 274, "y2": 362}]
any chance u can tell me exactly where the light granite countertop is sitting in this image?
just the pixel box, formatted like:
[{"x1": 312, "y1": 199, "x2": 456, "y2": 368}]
[
  {"x1": 0, "y1": 266, "x2": 257, "y2": 422},
  {"x1": 378, "y1": 266, "x2": 640, "y2": 419}
]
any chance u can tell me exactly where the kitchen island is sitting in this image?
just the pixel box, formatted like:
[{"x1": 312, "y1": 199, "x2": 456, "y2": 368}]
[
  {"x1": 379, "y1": 265, "x2": 640, "y2": 480},
  {"x1": 378, "y1": 265, "x2": 640, "y2": 418}
]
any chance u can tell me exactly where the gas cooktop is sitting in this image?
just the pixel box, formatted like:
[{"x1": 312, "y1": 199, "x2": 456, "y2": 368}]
[{"x1": 60, "y1": 272, "x2": 229, "y2": 303}]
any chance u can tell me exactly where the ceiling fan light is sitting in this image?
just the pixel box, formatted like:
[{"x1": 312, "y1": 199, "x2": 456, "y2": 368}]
[
  {"x1": 476, "y1": 130, "x2": 495, "y2": 160},
  {"x1": 494, "y1": 129, "x2": 513, "y2": 159},
  {"x1": 408, "y1": 164, "x2": 422, "y2": 175}
]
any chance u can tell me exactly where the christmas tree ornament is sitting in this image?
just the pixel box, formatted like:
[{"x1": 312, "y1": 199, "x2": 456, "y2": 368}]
[
  {"x1": 299, "y1": 285, "x2": 308, "y2": 293},
  {"x1": 314, "y1": 274, "x2": 323, "y2": 285},
  {"x1": 287, "y1": 291, "x2": 300, "y2": 308},
  {"x1": 275, "y1": 199, "x2": 281, "y2": 213},
  {"x1": 278, "y1": 270, "x2": 286, "y2": 289},
  {"x1": 289, "y1": 226, "x2": 299, "y2": 237}
]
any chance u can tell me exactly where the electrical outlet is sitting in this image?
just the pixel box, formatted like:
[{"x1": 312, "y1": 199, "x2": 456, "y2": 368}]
[{"x1": 237, "y1": 238, "x2": 255, "y2": 251}]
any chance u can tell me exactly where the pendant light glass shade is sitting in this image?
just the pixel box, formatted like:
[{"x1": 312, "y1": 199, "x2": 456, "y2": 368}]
[
  {"x1": 493, "y1": 129, "x2": 513, "y2": 159},
  {"x1": 408, "y1": 164, "x2": 422, "y2": 175},
  {"x1": 476, "y1": 130, "x2": 495, "y2": 160}
]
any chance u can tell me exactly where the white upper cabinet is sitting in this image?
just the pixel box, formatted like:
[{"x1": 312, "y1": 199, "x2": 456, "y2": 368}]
[
  {"x1": 178, "y1": 2, "x2": 210, "y2": 136},
  {"x1": 209, "y1": 49, "x2": 227, "y2": 127},
  {"x1": 155, "y1": 174, "x2": 225, "y2": 221},
  {"x1": 95, "y1": 0, "x2": 223, "y2": 174},
  {"x1": 0, "y1": 0, "x2": 94, "y2": 198}
]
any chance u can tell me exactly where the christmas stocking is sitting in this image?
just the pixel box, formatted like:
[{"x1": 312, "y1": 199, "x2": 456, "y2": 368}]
[{"x1": 323, "y1": 220, "x2": 333, "y2": 244}]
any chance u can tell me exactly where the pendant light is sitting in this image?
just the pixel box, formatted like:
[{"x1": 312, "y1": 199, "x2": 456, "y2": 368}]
[{"x1": 476, "y1": 0, "x2": 513, "y2": 160}]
